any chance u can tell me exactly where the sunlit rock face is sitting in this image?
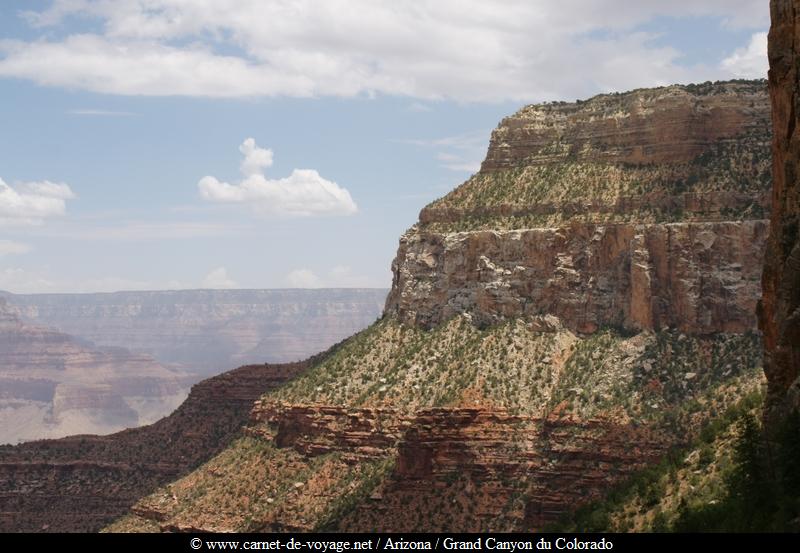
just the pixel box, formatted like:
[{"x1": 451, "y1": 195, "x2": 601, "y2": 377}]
[{"x1": 387, "y1": 81, "x2": 771, "y2": 337}]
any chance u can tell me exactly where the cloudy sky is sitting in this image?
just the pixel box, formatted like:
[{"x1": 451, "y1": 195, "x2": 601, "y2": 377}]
[{"x1": 0, "y1": 0, "x2": 769, "y2": 293}]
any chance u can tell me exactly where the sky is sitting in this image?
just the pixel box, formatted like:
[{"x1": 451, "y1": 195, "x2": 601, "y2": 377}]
[{"x1": 0, "y1": 0, "x2": 770, "y2": 294}]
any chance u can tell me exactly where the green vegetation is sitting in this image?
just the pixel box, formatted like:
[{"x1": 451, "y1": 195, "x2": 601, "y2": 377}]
[
  {"x1": 672, "y1": 410, "x2": 800, "y2": 532},
  {"x1": 419, "y1": 80, "x2": 770, "y2": 234},
  {"x1": 549, "y1": 391, "x2": 800, "y2": 533}
]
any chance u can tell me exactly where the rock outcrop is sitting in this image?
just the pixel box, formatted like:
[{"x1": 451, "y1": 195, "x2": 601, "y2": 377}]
[
  {"x1": 118, "y1": 404, "x2": 670, "y2": 532},
  {"x1": 2, "y1": 289, "x2": 386, "y2": 375},
  {"x1": 0, "y1": 358, "x2": 310, "y2": 532},
  {"x1": 267, "y1": 405, "x2": 671, "y2": 531},
  {"x1": 387, "y1": 81, "x2": 771, "y2": 335},
  {"x1": 387, "y1": 221, "x2": 767, "y2": 333},
  {"x1": 762, "y1": 0, "x2": 800, "y2": 416}
]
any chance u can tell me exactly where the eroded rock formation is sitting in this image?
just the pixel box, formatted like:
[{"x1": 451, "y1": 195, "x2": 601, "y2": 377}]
[
  {"x1": 0, "y1": 358, "x2": 309, "y2": 532},
  {"x1": 387, "y1": 221, "x2": 767, "y2": 333},
  {"x1": 387, "y1": 82, "x2": 771, "y2": 335},
  {"x1": 105, "y1": 81, "x2": 771, "y2": 534},
  {"x1": 762, "y1": 0, "x2": 800, "y2": 415}
]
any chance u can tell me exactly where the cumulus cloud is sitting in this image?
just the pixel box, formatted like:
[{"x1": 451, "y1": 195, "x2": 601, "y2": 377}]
[
  {"x1": 0, "y1": 1, "x2": 769, "y2": 102},
  {"x1": 202, "y1": 267, "x2": 238, "y2": 289},
  {"x1": 0, "y1": 177, "x2": 76, "y2": 225},
  {"x1": 0, "y1": 240, "x2": 31, "y2": 256},
  {"x1": 401, "y1": 130, "x2": 490, "y2": 173},
  {"x1": 198, "y1": 138, "x2": 357, "y2": 217},
  {"x1": 0, "y1": 268, "x2": 55, "y2": 294},
  {"x1": 285, "y1": 268, "x2": 322, "y2": 288},
  {"x1": 285, "y1": 265, "x2": 380, "y2": 288},
  {"x1": 721, "y1": 32, "x2": 768, "y2": 78}
]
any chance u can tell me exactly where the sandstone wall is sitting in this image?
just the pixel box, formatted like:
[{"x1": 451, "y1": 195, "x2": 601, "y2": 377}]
[
  {"x1": 387, "y1": 221, "x2": 767, "y2": 334},
  {"x1": 762, "y1": 0, "x2": 800, "y2": 414}
]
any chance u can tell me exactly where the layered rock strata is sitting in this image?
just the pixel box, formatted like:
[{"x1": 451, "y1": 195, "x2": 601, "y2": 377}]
[
  {"x1": 0, "y1": 358, "x2": 309, "y2": 532},
  {"x1": 88, "y1": 81, "x2": 772, "y2": 534},
  {"x1": 0, "y1": 299, "x2": 188, "y2": 444},
  {"x1": 387, "y1": 81, "x2": 771, "y2": 334},
  {"x1": 121, "y1": 404, "x2": 670, "y2": 532},
  {"x1": 762, "y1": 0, "x2": 800, "y2": 415},
  {"x1": 2, "y1": 289, "x2": 386, "y2": 375},
  {"x1": 387, "y1": 221, "x2": 767, "y2": 333}
]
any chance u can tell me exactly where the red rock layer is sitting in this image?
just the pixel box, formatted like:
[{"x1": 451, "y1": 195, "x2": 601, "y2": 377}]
[
  {"x1": 762, "y1": 0, "x2": 800, "y2": 415},
  {"x1": 480, "y1": 82, "x2": 767, "y2": 170},
  {"x1": 0, "y1": 360, "x2": 308, "y2": 532},
  {"x1": 252, "y1": 404, "x2": 671, "y2": 531}
]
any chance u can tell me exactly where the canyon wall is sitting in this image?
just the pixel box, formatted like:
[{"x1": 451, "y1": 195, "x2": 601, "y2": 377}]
[
  {"x1": 12, "y1": 80, "x2": 771, "y2": 533},
  {"x1": 762, "y1": 0, "x2": 800, "y2": 416},
  {"x1": 0, "y1": 358, "x2": 310, "y2": 532},
  {"x1": 387, "y1": 81, "x2": 771, "y2": 336},
  {"x1": 388, "y1": 221, "x2": 767, "y2": 333},
  {"x1": 2, "y1": 289, "x2": 386, "y2": 375}
]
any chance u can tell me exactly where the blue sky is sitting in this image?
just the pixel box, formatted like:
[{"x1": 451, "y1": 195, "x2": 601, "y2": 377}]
[{"x1": 0, "y1": 1, "x2": 769, "y2": 293}]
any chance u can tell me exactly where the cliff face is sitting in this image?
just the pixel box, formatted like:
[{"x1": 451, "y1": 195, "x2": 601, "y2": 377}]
[
  {"x1": 387, "y1": 82, "x2": 771, "y2": 334},
  {"x1": 762, "y1": 0, "x2": 800, "y2": 415},
  {"x1": 2, "y1": 289, "x2": 386, "y2": 375},
  {"x1": 388, "y1": 221, "x2": 766, "y2": 333},
  {"x1": 0, "y1": 300, "x2": 189, "y2": 444},
  {"x1": 118, "y1": 405, "x2": 670, "y2": 532},
  {"x1": 0, "y1": 358, "x2": 309, "y2": 532}
]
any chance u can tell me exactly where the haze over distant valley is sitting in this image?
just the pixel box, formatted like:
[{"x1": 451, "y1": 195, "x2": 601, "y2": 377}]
[{"x1": 0, "y1": 289, "x2": 386, "y2": 444}]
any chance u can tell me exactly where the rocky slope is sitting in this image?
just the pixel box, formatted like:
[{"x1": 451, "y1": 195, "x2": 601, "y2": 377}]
[
  {"x1": 2, "y1": 289, "x2": 386, "y2": 375},
  {"x1": 103, "y1": 80, "x2": 772, "y2": 532},
  {"x1": 0, "y1": 299, "x2": 189, "y2": 444},
  {"x1": 762, "y1": 0, "x2": 800, "y2": 418},
  {"x1": 0, "y1": 357, "x2": 310, "y2": 532}
]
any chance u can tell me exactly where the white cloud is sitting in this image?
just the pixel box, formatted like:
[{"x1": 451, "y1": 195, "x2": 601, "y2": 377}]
[
  {"x1": 402, "y1": 130, "x2": 490, "y2": 173},
  {"x1": 0, "y1": 1, "x2": 769, "y2": 102},
  {"x1": 721, "y1": 32, "x2": 768, "y2": 79},
  {"x1": 0, "y1": 240, "x2": 31, "y2": 256},
  {"x1": 68, "y1": 108, "x2": 136, "y2": 116},
  {"x1": 0, "y1": 268, "x2": 55, "y2": 294},
  {"x1": 199, "y1": 138, "x2": 358, "y2": 217},
  {"x1": 202, "y1": 267, "x2": 237, "y2": 289},
  {"x1": 285, "y1": 268, "x2": 322, "y2": 288},
  {"x1": 0, "y1": 177, "x2": 76, "y2": 225},
  {"x1": 285, "y1": 265, "x2": 380, "y2": 288},
  {"x1": 238, "y1": 138, "x2": 274, "y2": 176},
  {"x1": 408, "y1": 102, "x2": 432, "y2": 113}
]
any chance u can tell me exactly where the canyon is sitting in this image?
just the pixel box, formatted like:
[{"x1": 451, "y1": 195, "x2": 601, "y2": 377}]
[
  {"x1": 1, "y1": 289, "x2": 387, "y2": 375},
  {"x1": 0, "y1": 357, "x2": 311, "y2": 531},
  {"x1": 0, "y1": 299, "x2": 189, "y2": 444},
  {"x1": 0, "y1": 289, "x2": 385, "y2": 443},
  {"x1": 107, "y1": 80, "x2": 771, "y2": 533}
]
